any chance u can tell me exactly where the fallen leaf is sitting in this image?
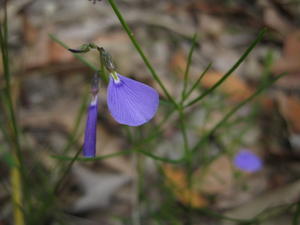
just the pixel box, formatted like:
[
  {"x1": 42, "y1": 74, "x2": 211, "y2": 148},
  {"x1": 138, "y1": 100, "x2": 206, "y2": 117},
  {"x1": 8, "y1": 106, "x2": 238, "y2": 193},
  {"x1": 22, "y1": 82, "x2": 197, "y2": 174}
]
[
  {"x1": 163, "y1": 164, "x2": 208, "y2": 208},
  {"x1": 277, "y1": 93, "x2": 300, "y2": 133},
  {"x1": 224, "y1": 179, "x2": 300, "y2": 225},
  {"x1": 194, "y1": 156, "x2": 234, "y2": 195},
  {"x1": 201, "y1": 71, "x2": 253, "y2": 102},
  {"x1": 169, "y1": 49, "x2": 187, "y2": 78},
  {"x1": 272, "y1": 31, "x2": 300, "y2": 90},
  {"x1": 272, "y1": 31, "x2": 300, "y2": 74},
  {"x1": 21, "y1": 13, "x2": 39, "y2": 45},
  {"x1": 48, "y1": 40, "x2": 74, "y2": 64}
]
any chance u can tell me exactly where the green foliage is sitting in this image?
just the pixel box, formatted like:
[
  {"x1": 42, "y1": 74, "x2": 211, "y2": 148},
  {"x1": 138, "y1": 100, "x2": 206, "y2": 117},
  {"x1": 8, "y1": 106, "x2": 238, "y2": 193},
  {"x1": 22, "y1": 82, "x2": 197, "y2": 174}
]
[{"x1": 1, "y1": 0, "x2": 292, "y2": 225}]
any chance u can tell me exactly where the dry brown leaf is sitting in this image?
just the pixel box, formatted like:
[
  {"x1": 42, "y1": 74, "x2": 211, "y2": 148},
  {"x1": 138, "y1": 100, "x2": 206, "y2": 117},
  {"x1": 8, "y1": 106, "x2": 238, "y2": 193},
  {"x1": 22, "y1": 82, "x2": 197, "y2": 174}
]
[
  {"x1": 200, "y1": 71, "x2": 274, "y2": 109},
  {"x1": 277, "y1": 94, "x2": 300, "y2": 133},
  {"x1": 22, "y1": 29, "x2": 50, "y2": 70},
  {"x1": 283, "y1": 31, "x2": 300, "y2": 59},
  {"x1": 273, "y1": 31, "x2": 300, "y2": 74},
  {"x1": 201, "y1": 71, "x2": 253, "y2": 102},
  {"x1": 224, "y1": 179, "x2": 300, "y2": 225},
  {"x1": 169, "y1": 49, "x2": 186, "y2": 78},
  {"x1": 194, "y1": 156, "x2": 234, "y2": 195},
  {"x1": 21, "y1": 13, "x2": 39, "y2": 45},
  {"x1": 163, "y1": 156, "x2": 235, "y2": 207},
  {"x1": 169, "y1": 52, "x2": 254, "y2": 102},
  {"x1": 163, "y1": 165, "x2": 208, "y2": 208},
  {"x1": 48, "y1": 40, "x2": 74, "y2": 64},
  {"x1": 272, "y1": 31, "x2": 300, "y2": 91}
]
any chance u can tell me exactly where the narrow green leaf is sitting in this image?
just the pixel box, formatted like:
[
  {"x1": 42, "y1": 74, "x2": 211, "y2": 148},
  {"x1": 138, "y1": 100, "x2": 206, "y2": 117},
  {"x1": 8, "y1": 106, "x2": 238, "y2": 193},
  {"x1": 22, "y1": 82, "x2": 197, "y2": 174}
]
[
  {"x1": 191, "y1": 73, "x2": 285, "y2": 154},
  {"x1": 49, "y1": 34, "x2": 98, "y2": 72},
  {"x1": 52, "y1": 150, "x2": 131, "y2": 161},
  {"x1": 182, "y1": 33, "x2": 198, "y2": 99},
  {"x1": 182, "y1": 63, "x2": 212, "y2": 103},
  {"x1": 185, "y1": 28, "x2": 267, "y2": 108}
]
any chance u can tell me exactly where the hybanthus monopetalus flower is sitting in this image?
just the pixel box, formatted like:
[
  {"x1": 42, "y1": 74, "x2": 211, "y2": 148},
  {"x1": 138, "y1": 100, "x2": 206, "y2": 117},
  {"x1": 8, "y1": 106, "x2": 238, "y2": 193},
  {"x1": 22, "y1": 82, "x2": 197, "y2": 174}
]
[
  {"x1": 83, "y1": 74, "x2": 99, "y2": 157},
  {"x1": 233, "y1": 149, "x2": 263, "y2": 173},
  {"x1": 107, "y1": 72, "x2": 159, "y2": 126},
  {"x1": 98, "y1": 47, "x2": 159, "y2": 127},
  {"x1": 70, "y1": 46, "x2": 159, "y2": 157}
]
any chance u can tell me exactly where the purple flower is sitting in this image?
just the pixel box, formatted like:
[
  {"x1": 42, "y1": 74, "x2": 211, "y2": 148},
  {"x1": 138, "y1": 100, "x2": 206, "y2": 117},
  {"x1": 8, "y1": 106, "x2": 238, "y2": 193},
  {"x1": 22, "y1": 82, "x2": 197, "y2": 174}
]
[
  {"x1": 107, "y1": 73, "x2": 159, "y2": 126},
  {"x1": 83, "y1": 95, "x2": 98, "y2": 157},
  {"x1": 233, "y1": 150, "x2": 263, "y2": 172}
]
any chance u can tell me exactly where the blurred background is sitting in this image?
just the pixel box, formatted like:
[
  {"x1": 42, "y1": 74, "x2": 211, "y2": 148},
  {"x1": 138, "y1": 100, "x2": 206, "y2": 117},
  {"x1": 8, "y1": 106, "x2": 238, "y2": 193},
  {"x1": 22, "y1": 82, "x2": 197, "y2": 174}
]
[{"x1": 1, "y1": 0, "x2": 300, "y2": 224}]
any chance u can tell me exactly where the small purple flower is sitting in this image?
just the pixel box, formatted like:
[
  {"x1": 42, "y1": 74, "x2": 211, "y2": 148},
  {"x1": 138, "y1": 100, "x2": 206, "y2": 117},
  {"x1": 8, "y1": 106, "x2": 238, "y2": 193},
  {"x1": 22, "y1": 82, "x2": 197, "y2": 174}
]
[
  {"x1": 233, "y1": 150, "x2": 262, "y2": 172},
  {"x1": 82, "y1": 73, "x2": 100, "y2": 158},
  {"x1": 83, "y1": 95, "x2": 98, "y2": 157},
  {"x1": 107, "y1": 73, "x2": 159, "y2": 126}
]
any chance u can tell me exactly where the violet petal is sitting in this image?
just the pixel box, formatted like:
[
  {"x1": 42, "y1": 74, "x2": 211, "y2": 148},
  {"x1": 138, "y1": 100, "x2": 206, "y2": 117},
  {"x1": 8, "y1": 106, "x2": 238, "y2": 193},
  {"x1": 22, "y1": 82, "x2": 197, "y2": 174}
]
[
  {"x1": 233, "y1": 149, "x2": 262, "y2": 172},
  {"x1": 83, "y1": 96, "x2": 98, "y2": 157},
  {"x1": 107, "y1": 74, "x2": 159, "y2": 126}
]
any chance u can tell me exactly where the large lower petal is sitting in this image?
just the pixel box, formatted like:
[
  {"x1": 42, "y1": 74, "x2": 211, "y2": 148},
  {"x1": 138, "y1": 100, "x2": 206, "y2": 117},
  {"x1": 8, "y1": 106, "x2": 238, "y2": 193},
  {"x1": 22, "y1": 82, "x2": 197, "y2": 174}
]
[{"x1": 107, "y1": 74, "x2": 159, "y2": 126}]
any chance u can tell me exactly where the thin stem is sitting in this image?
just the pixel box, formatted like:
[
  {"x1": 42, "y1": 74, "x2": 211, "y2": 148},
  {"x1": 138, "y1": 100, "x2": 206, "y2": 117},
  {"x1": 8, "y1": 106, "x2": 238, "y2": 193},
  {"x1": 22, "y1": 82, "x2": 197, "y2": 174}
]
[
  {"x1": 178, "y1": 108, "x2": 189, "y2": 157},
  {"x1": 0, "y1": 13, "x2": 23, "y2": 168},
  {"x1": 131, "y1": 152, "x2": 140, "y2": 225},
  {"x1": 191, "y1": 73, "x2": 285, "y2": 154},
  {"x1": 100, "y1": 51, "x2": 109, "y2": 83},
  {"x1": 51, "y1": 91, "x2": 89, "y2": 189},
  {"x1": 10, "y1": 162, "x2": 25, "y2": 225},
  {"x1": 178, "y1": 106, "x2": 193, "y2": 224},
  {"x1": 0, "y1": 4, "x2": 25, "y2": 225},
  {"x1": 106, "y1": 0, "x2": 178, "y2": 108},
  {"x1": 181, "y1": 33, "x2": 198, "y2": 100},
  {"x1": 185, "y1": 29, "x2": 267, "y2": 108},
  {"x1": 51, "y1": 150, "x2": 131, "y2": 161},
  {"x1": 49, "y1": 34, "x2": 99, "y2": 72},
  {"x1": 51, "y1": 104, "x2": 182, "y2": 164},
  {"x1": 54, "y1": 147, "x2": 82, "y2": 194},
  {"x1": 182, "y1": 63, "x2": 212, "y2": 103}
]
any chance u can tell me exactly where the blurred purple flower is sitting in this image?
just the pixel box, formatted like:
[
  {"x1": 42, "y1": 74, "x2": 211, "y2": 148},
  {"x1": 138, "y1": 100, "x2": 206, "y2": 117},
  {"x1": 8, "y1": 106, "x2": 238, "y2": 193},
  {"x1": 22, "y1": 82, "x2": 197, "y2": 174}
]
[
  {"x1": 233, "y1": 150, "x2": 262, "y2": 172},
  {"x1": 107, "y1": 74, "x2": 159, "y2": 126}
]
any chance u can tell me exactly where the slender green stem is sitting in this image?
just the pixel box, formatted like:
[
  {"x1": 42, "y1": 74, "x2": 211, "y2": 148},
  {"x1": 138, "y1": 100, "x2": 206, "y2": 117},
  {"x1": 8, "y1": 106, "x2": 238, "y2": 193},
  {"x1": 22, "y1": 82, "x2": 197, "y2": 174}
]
[
  {"x1": 182, "y1": 63, "x2": 212, "y2": 103},
  {"x1": 62, "y1": 91, "x2": 89, "y2": 155},
  {"x1": 100, "y1": 51, "x2": 109, "y2": 83},
  {"x1": 51, "y1": 101, "x2": 181, "y2": 163},
  {"x1": 178, "y1": 106, "x2": 193, "y2": 224},
  {"x1": 52, "y1": 146, "x2": 184, "y2": 164},
  {"x1": 49, "y1": 34, "x2": 99, "y2": 71},
  {"x1": 0, "y1": 5, "x2": 25, "y2": 225},
  {"x1": 106, "y1": 0, "x2": 178, "y2": 108},
  {"x1": 185, "y1": 28, "x2": 267, "y2": 108},
  {"x1": 181, "y1": 33, "x2": 198, "y2": 100},
  {"x1": 52, "y1": 150, "x2": 131, "y2": 161},
  {"x1": 134, "y1": 148, "x2": 184, "y2": 164},
  {"x1": 178, "y1": 108, "x2": 189, "y2": 157},
  {"x1": 191, "y1": 73, "x2": 285, "y2": 154},
  {"x1": 0, "y1": 18, "x2": 23, "y2": 167},
  {"x1": 54, "y1": 146, "x2": 82, "y2": 194}
]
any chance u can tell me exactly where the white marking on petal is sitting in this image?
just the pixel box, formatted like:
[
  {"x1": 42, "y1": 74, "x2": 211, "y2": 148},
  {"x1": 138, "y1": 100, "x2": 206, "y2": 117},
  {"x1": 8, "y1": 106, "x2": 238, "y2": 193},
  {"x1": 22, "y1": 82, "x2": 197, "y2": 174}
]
[{"x1": 90, "y1": 95, "x2": 98, "y2": 106}]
